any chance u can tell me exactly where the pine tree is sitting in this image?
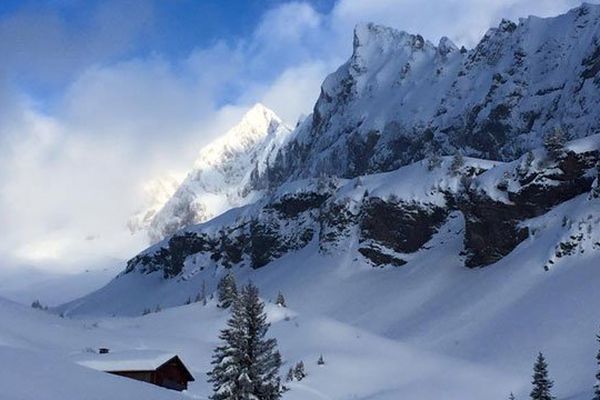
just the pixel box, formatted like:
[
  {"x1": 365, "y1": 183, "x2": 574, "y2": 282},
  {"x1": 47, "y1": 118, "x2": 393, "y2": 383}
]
[
  {"x1": 450, "y1": 151, "x2": 464, "y2": 176},
  {"x1": 275, "y1": 292, "x2": 286, "y2": 308},
  {"x1": 31, "y1": 299, "x2": 43, "y2": 310},
  {"x1": 196, "y1": 279, "x2": 208, "y2": 305},
  {"x1": 509, "y1": 392, "x2": 516, "y2": 400},
  {"x1": 208, "y1": 282, "x2": 282, "y2": 400},
  {"x1": 217, "y1": 272, "x2": 238, "y2": 309},
  {"x1": 593, "y1": 331, "x2": 600, "y2": 400},
  {"x1": 590, "y1": 162, "x2": 600, "y2": 200},
  {"x1": 285, "y1": 367, "x2": 294, "y2": 382},
  {"x1": 530, "y1": 352, "x2": 554, "y2": 400},
  {"x1": 543, "y1": 128, "x2": 567, "y2": 161},
  {"x1": 293, "y1": 361, "x2": 306, "y2": 381},
  {"x1": 427, "y1": 152, "x2": 442, "y2": 171},
  {"x1": 317, "y1": 354, "x2": 325, "y2": 366}
]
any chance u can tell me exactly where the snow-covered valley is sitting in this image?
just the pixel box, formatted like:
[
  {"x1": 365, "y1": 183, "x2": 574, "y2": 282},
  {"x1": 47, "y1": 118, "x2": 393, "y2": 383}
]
[{"x1": 2, "y1": 3, "x2": 600, "y2": 400}]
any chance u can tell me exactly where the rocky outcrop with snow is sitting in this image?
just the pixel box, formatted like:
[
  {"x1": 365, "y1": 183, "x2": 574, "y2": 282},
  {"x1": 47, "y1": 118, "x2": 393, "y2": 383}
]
[
  {"x1": 256, "y1": 4, "x2": 600, "y2": 187},
  {"x1": 115, "y1": 136, "x2": 599, "y2": 282},
  {"x1": 146, "y1": 104, "x2": 291, "y2": 242}
]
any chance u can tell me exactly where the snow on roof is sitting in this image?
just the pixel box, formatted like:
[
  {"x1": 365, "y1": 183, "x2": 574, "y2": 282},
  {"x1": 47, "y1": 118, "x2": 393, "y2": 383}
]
[{"x1": 75, "y1": 350, "x2": 179, "y2": 372}]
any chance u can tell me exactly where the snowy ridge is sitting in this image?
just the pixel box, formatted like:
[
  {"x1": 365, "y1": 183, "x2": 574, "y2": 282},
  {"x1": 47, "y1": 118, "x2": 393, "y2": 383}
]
[
  {"x1": 256, "y1": 3, "x2": 600, "y2": 187},
  {"x1": 146, "y1": 103, "x2": 292, "y2": 242}
]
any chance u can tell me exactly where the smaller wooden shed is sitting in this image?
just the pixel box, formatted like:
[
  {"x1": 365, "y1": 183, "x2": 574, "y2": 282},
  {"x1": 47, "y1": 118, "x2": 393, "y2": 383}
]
[{"x1": 77, "y1": 350, "x2": 195, "y2": 391}]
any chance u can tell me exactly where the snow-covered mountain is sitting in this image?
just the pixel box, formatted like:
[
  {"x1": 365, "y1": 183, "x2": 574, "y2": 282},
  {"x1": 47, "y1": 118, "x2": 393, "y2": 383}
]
[
  {"x1": 145, "y1": 103, "x2": 292, "y2": 242},
  {"x1": 51, "y1": 4, "x2": 600, "y2": 399},
  {"x1": 253, "y1": 4, "x2": 600, "y2": 187}
]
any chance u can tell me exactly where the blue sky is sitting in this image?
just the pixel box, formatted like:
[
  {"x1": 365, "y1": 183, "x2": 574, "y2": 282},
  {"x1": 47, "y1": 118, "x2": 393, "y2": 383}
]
[
  {"x1": 0, "y1": 0, "x2": 593, "y2": 270},
  {"x1": 0, "y1": 0, "x2": 336, "y2": 106}
]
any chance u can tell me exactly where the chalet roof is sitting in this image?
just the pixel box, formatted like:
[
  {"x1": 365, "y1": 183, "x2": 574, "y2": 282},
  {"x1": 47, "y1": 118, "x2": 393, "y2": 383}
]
[{"x1": 75, "y1": 350, "x2": 195, "y2": 381}]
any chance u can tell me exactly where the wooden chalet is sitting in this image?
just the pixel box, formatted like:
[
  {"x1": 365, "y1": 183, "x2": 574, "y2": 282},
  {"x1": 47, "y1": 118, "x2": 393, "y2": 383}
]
[{"x1": 77, "y1": 350, "x2": 195, "y2": 391}]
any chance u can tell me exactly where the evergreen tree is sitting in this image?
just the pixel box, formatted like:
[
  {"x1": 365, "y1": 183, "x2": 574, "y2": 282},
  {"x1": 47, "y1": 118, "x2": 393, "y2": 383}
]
[
  {"x1": 208, "y1": 282, "x2": 282, "y2": 400},
  {"x1": 317, "y1": 354, "x2": 325, "y2": 366},
  {"x1": 285, "y1": 367, "x2": 294, "y2": 382},
  {"x1": 217, "y1": 272, "x2": 238, "y2": 309},
  {"x1": 31, "y1": 299, "x2": 43, "y2": 310},
  {"x1": 526, "y1": 150, "x2": 535, "y2": 167},
  {"x1": 590, "y1": 162, "x2": 600, "y2": 200},
  {"x1": 450, "y1": 151, "x2": 464, "y2": 176},
  {"x1": 509, "y1": 392, "x2": 516, "y2": 400},
  {"x1": 530, "y1": 352, "x2": 554, "y2": 400},
  {"x1": 593, "y1": 331, "x2": 600, "y2": 400},
  {"x1": 543, "y1": 129, "x2": 567, "y2": 161},
  {"x1": 196, "y1": 279, "x2": 208, "y2": 305},
  {"x1": 427, "y1": 152, "x2": 442, "y2": 171},
  {"x1": 293, "y1": 361, "x2": 306, "y2": 381},
  {"x1": 275, "y1": 292, "x2": 286, "y2": 308}
]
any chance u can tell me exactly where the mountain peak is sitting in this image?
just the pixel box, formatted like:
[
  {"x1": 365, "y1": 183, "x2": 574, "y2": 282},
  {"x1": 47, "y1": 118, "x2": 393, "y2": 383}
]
[
  {"x1": 239, "y1": 103, "x2": 281, "y2": 130},
  {"x1": 218, "y1": 103, "x2": 283, "y2": 147},
  {"x1": 139, "y1": 103, "x2": 291, "y2": 242},
  {"x1": 350, "y1": 23, "x2": 434, "y2": 76},
  {"x1": 197, "y1": 103, "x2": 285, "y2": 167},
  {"x1": 352, "y1": 23, "x2": 425, "y2": 54}
]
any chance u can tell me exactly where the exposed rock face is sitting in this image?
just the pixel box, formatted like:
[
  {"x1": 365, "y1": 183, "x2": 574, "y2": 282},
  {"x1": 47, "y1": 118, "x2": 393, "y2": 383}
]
[
  {"x1": 359, "y1": 198, "x2": 448, "y2": 260},
  {"x1": 126, "y1": 185, "x2": 338, "y2": 277},
  {"x1": 460, "y1": 194, "x2": 531, "y2": 268},
  {"x1": 122, "y1": 157, "x2": 490, "y2": 277},
  {"x1": 460, "y1": 148, "x2": 600, "y2": 267}
]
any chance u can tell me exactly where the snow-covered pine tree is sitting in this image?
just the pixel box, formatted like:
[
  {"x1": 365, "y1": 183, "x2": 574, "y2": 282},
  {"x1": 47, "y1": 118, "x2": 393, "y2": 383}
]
[
  {"x1": 593, "y1": 331, "x2": 600, "y2": 400},
  {"x1": 427, "y1": 151, "x2": 442, "y2": 171},
  {"x1": 317, "y1": 354, "x2": 325, "y2": 366},
  {"x1": 530, "y1": 352, "x2": 554, "y2": 400},
  {"x1": 285, "y1": 367, "x2": 294, "y2": 382},
  {"x1": 217, "y1": 272, "x2": 238, "y2": 309},
  {"x1": 275, "y1": 292, "x2": 286, "y2": 308},
  {"x1": 543, "y1": 128, "x2": 567, "y2": 161},
  {"x1": 196, "y1": 279, "x2": 208, "y2": 305},
  {"x1": 293, "y1": 361, "x2": 306, "y2": 381},
  {"x1": 590, "y1": 162, "x2": 600, "y2": 200},
  {"x1": 509, "y1": 392, "x2": 516, "y2": 400},
  {"x1": 31, "y1": 299, "x2": 43, "y2": 310},
  {"x1": 450, "y1": 151, "x2": 464, "y2": 176},
  {"x1": 208, "y1": 282, "x2": 282, "y2": 400}
]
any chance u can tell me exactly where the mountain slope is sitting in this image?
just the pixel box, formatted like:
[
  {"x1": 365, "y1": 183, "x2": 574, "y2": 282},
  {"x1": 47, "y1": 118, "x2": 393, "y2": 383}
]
[
  {"x1": 145, "y1": 103, "x2": 292, "y2": 242},
  {"x1": 58, "y1": 177, "x2": 600, "y2": 399}
]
